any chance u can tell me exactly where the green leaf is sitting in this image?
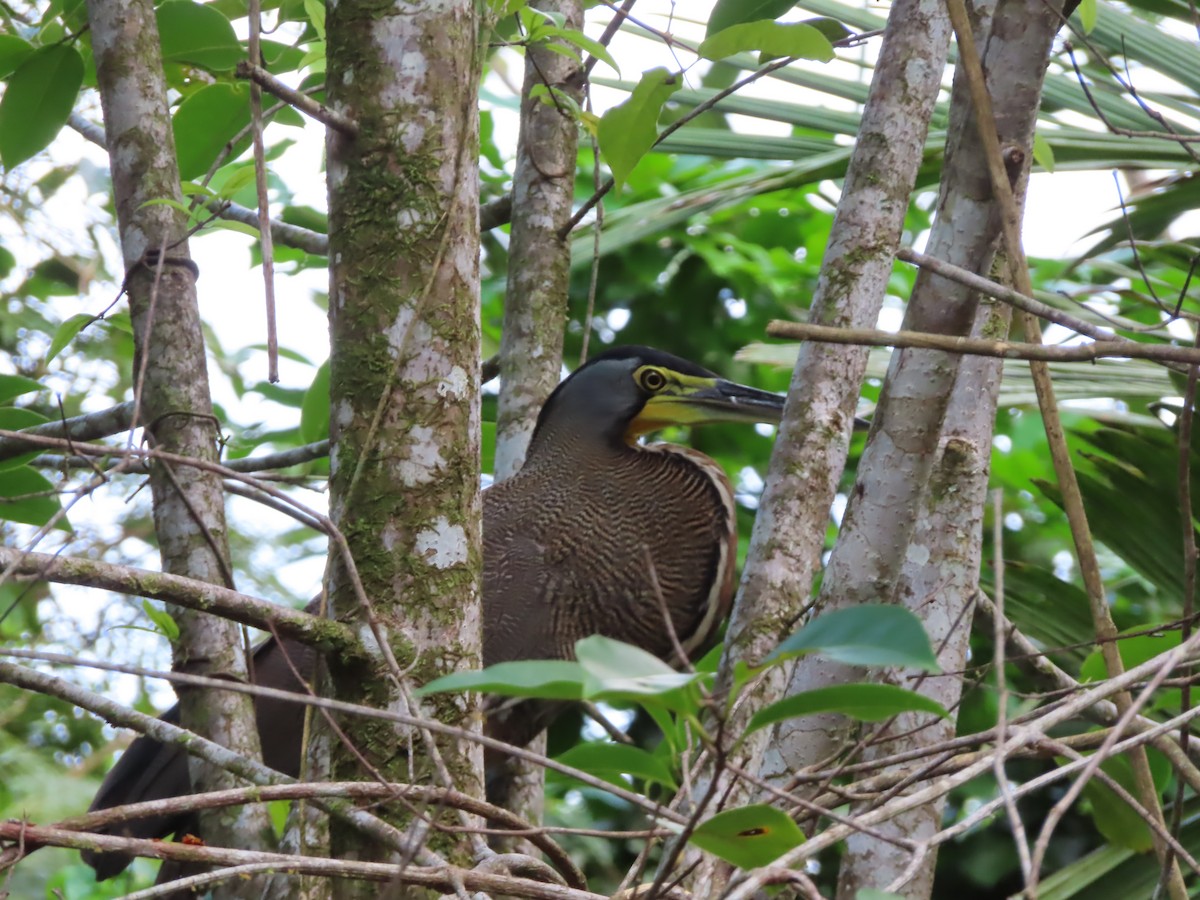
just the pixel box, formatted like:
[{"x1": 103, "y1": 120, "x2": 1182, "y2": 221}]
[
  {"x1": 0, "y1": 407, "x2": 49, "y2": 471},
  {"x1": 857, "y1": 891, "x2": 906, "y2": 900},
  {"x1": 597, "y1": 67, "x2": 681, "y2": 190},
  {"x1": 803, "y1": 17, "x2": 854, "y2": 44},
  {"x1": 1075, "y1": 746, "x2": 1170, "y2": 852},
  {"x1": 0, "y1": 44, "x2": 84, "y2": 170},
  {"x1": 707, "y1": 0, "x2": 798, "y2": 36},
  {"x1": 575, "y1": 634, "x2": 706, "y2": 709},
  {"x1": 699, "y1": 21, "x2": 834, "y2": 64},
  {"x1": 541, "y1": 26, "x2": 619, "y2": 75},
  {"x1": 0, "y1": 375, "x2": 44, "y2": 405},
  {"x1": 0, "y1": 465, "x2": 67, "y2": 529},
  {"x1": 0, "y1": 35, "x2": 34, "y2": 79},
  {"x1": 172, "y1": 83, "x2": 252, "y2": 181},
  {"x1": 746, "y1": 683, "x2": 948, "y2": 734},
  {"x1": 417, "y1": 659, "x2": 584, "y2": 699},
  {"x1": 303, "y1": 0, "x2": 326, "y2": 40},
  {"x1": 554, "y1": 742, "x2": 678, "y2": 789},
  {"x1": 46, "y1": 313, "x2": 99, "y2": 363},
  {"x1": 299, "y1": 360, "x2": 330, "y2": 443},
  {"x1": 157, "y1": 1, "x2": 242, "y2": 72},
  {"x1": 141, "y1": 599, "x2": 180, "y2": 641},
  {"x1": 1032, "y1": 132, "x2": 1055, "y2": 173},
  {"x1": 766, "y1": 605, "x2": 941, "y2": 672},
  {"x1": 1077, "y1": 0, "x2": 1097, "y2": 33},
  {"x1": 689, "y1": 804, "x2": 804, "y2": 869}
]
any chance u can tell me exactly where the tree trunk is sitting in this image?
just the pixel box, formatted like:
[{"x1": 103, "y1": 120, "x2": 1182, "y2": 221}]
[
  {"x1": 324, "y1": 0, "x2": 483, "y2": 881},
  {"x1": 85, "y1": 0, "x2": 274, "y2": 892},
  {"x1": 687, "y1": 2, "x2": 954, "y2": 892},
  {"x1": 489, "y1": 0, "x2": 584, "y2": 828}
]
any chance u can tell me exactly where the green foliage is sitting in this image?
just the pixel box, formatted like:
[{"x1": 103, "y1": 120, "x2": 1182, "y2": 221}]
[
  {"x1": 745, "y1": 683, "x2": 949, "y2": 734},
  {"x1": 1, "y1": 0, "x2": 1198, "y2": 894},
  {"x1": 762, "y1": 604, "x2": 942, "y2": 671},
  {"x1": 554, "y1": 742, "x2": 678, "y2": 791},
  {"x1": 597, "y1": 68, "x2": 681, "y2": 189},
  {"x1": 698, "y1": 21, "x2": 834, "y2": 65},
  {"x1": 707, "y1": 0, "x2": 800, "y2": 36},
  {"x1": 0, "y1": 44, "x2": 83, "y2": 170},
  {"x1": 157, "y1": 0, "x2": 243, "y2": 71},
  {"x1": 689, "y1": 804, "x2": 805, "y2": 869}
]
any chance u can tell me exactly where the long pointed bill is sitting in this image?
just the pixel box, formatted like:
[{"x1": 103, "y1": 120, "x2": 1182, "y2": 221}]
[{"x1": 631, "y1": 377, "x2": 786, "y2": 435}]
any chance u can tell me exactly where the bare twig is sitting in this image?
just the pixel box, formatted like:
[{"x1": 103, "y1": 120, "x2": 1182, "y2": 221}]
[
  {"x1": 235, "y1": 61, "x2": 359, "y2": 137},
  {"x1": 765, "y1": 320, "x2": 1200, "y2": 365}
]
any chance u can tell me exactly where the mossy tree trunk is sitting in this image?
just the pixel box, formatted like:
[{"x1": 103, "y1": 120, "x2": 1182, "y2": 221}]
[
  {"x1": 85, "y1": 0, "x2": 275, "y2": 892},
  {"x1": 323, "y1": 0, "x2": 483, "y2": 878}
]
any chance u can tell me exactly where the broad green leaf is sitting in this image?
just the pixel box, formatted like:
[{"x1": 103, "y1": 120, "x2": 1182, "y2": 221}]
[
  {"x1": 699, "y1": 21, "x2": 834, "y2": 64},
  {"x1": 303, "y1": 0, "x2": 326, "y2": 40},
  {"x1": 0, "y1": 407, "x2": 49, "y2": 471},
  {"x1": 0, "y1": 374, "x2": 44, "y2": 405},
  {"x1": 707, "y1": 0, "x2": 798, "y2": 36},
  {"x1": 0, "y1": 44, "x2": 84, "y2": 170},
  {"x1": 1080, "y1": 629, "x2": 1181, "y2": 712},
  {"x1": 1077, "y1": 0, "x2": 1097, "y2": 33},
  {"x1": 575, "y1": 634, "x2": 706, "y2": 708},
  {"x1": 541, "y1": 26, "x2": 619, "y2": 75},
  {"x1": 418, "y1": 659, "x2": 584, "y2": 699},
  {"x1": 803, "y1": 17, "x2": 854, "y2": 44},
  {"x1": 1080, "y1": 630, "x2": 1181, "y2": 684},
  {"x1": 299, "y1": 360, "x2": 330, "y2": 443},
  {"x1": 554, "y1": 742, "x2": 678, "y2": 789},
  {"x1": 46, "y1": 313, "x2": 98, "y2": 363},
  {"x1": 173, "y1": 83, "x2": 252, "y2": 181},
  {"x1": 0, "y1": 35, "x2": 34, "y2": 79},
  {"x1": 142, "y1": 599, "x2": 180, "y2": 641},
  {"x1": 745, "y1": 683, "x2": 949, "y2": 734},
  {"x1": 766, "y1": 605, "x2": 941, "y2": 672},
  {"x1": 597, "y1": 68, "x2": 681, "y2": 190},
  {"x1": 1032, "y1": 132, "x2": 1055, "y2": 173},
  {"x1": 0, "y1": 465, "x2": 67, "y2": 529},
  {"x1": 689, "y1": 804, "x2": 804, "y2": 869},
  {"x1": 157, "y1": 1, "x2": 242, "y2": 72},
  {"x1": 1075, "y1": 747, "x2": 1170, "y2": 853},
  {"x1": 857, "y1": 891, "x2": 905, "y2": 900}
]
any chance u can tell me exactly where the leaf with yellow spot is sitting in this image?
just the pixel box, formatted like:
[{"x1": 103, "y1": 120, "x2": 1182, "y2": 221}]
[{"x1": 688, "y1": 804, "x2": 804, "y2": 869}]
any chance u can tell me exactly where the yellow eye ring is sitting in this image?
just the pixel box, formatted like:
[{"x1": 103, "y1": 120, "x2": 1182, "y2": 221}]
[{"x1": 638, "y1": 368, "x2": 667, "y2": 392}]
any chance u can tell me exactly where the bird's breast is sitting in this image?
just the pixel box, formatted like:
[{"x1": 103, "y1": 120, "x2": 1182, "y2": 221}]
[{"x1": 482, "y1": 442, "x2": 737, "y2": 667}]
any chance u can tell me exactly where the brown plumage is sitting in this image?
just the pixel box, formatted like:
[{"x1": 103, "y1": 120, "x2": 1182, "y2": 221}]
[{"x1": 82, "y1": 345, "x2": 783, "y2": 884}]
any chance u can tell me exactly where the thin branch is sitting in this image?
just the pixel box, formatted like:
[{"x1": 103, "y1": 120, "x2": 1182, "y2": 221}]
[
  {"x1": 895, "y1": 247, "x2": 1177, "y2": 353},
  {"x1": 0, "y1": 546, "x2": 355, "y2": 654},
  {"x1": 245, "y1": 6, "x2": 281, "y2": 384},
  {"x1": 0, "y1": 401, "x2": 134, "y2": 463},
  {"x1": 1, "y1": 648, "x2": 686, "y2": 826},
  {"x1": 236, "y1": 61, "x2": 359, "y2": 137},
  {"x1": 0, "y1": 822, "x2": 601, "y2": 900},
  {"x1": 5, "y1": 780, "x2": 582, "y2": 890},
  {"x1": 945, "y1": 0, "x2": 1184, "y2": 891},
  {"x1": 765, "y1": 320, "x2": 1200, "y2": 365}
]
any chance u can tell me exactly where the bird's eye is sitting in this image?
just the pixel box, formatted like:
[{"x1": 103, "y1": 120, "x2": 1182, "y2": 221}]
[{"x1": 638, "y1": 368, "x2": 667, "y2": 392}]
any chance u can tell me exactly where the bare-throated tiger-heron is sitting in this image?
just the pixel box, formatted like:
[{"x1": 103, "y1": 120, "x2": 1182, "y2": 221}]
[{"x1": 82, "y1": 345, "x2": 785, "y2": 882}]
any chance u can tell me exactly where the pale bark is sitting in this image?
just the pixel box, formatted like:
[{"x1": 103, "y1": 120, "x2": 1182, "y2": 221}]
[
  {"x1": 686, "y1": 3, "x2": 955, "y2": 893},
  {"x1": 788, "y1": 0, "x2": 1060, "y2": 893},
  {"x1": 85, "y1": 0, "x2": 274, "y2": 890},
  {"x1": 324, "y1": 0, "x2": 482, "y2": 879},
  {"x1": 493, "y1": 0, "x2": 582, "y2": 481},
  {"x1": 489, "y1": 0, "x2": 584, "y2": 828}
]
